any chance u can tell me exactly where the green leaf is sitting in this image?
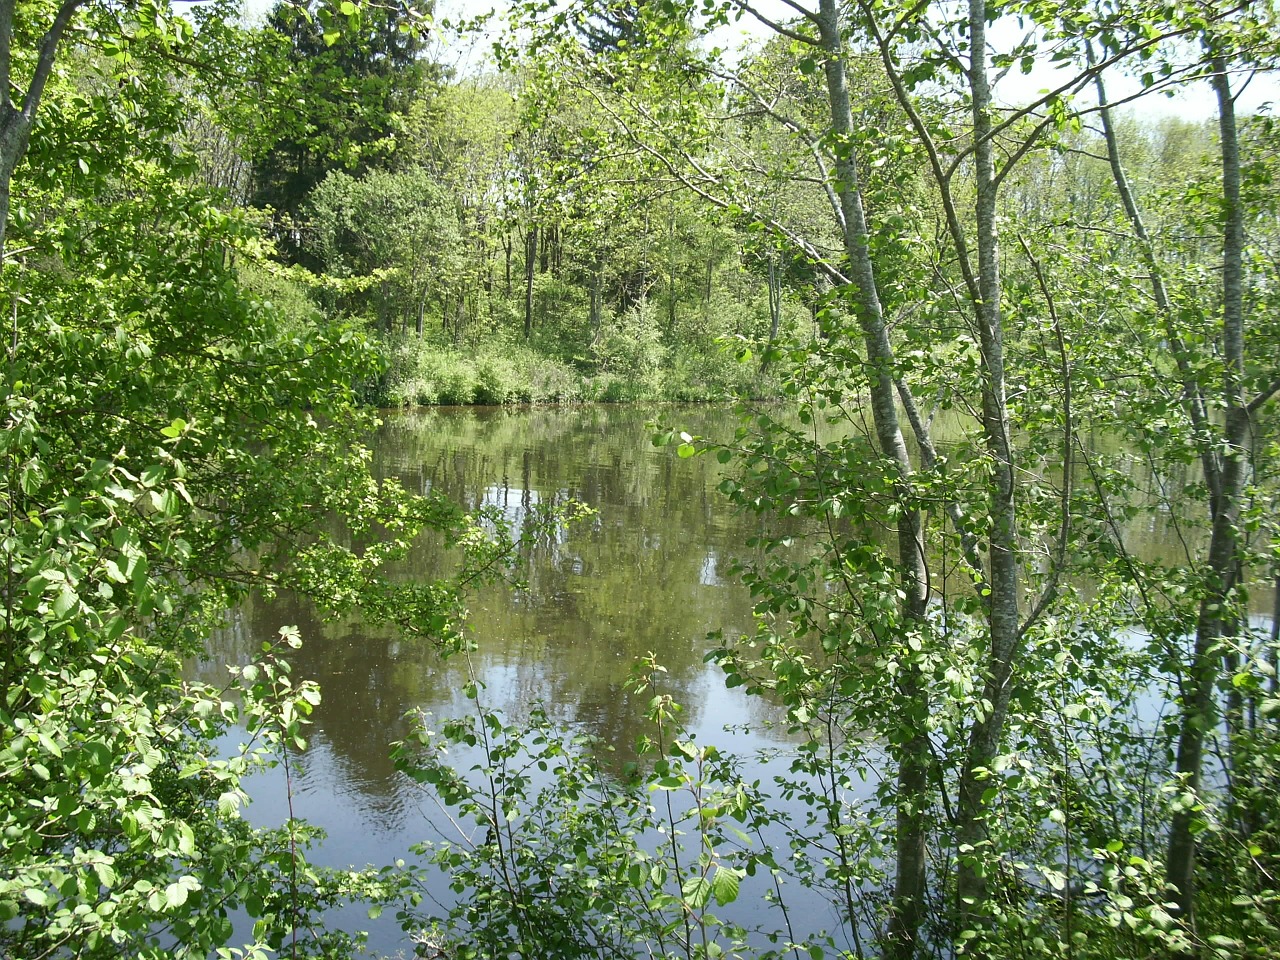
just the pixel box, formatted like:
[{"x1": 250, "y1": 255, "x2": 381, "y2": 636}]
[
  {"x1": 681, "y1": 875, "x2": 711, "y2": 910},
  {"x1": 24, "y1": 887, "x2": 50, "y2": 908},
  {"x1": 159, "y1": 418, "x2": 186, "y2": 439},
  {"x1": 711, "y1": 866, "x2": 740, "y2": 907},
  {"x1": 53, "y1": 586, "x2": 78, "y2": 618},
  {"x1": 164, "y1": 880, "x2": 191, "y2": 909}
]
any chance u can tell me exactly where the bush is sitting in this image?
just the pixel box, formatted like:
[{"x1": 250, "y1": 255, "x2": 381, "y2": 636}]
[
  {"x1": 475, "y1": 355, "x2": 519, "y2": 405},
  {"x1": 526, "y1": 356, "x2": 583, "y2": 403},
  {"x1": 591, "y1": 299, "x2": 667, "y2": 397},
  {"x1": 363, "y1": 313, "x2": 787, "y2": 408}
]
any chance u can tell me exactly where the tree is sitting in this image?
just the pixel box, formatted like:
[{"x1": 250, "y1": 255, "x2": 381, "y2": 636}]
[
  {"x1": 1085, "y1": 20, "x2": 1280, "y2": 925},
  {"x1": 305, "y1": 164, "x2": 462, "y2": 334},
  {"x1": 0, "y1": 3, "x2": 510, "y2": 956},
  {"x1": 250, "y1": 0, "x2": 435, "y2": 260},
  {"x1": 1, "y1": 0, "x2": 96, "y2": 258},
  {"x1": 481, "y1": 0, "x2": 1280, "y2": 956}
]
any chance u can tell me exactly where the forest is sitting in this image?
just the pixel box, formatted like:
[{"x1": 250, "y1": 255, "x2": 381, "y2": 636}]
[{"x1": 1, "y1": 0, "x2": 1279, "y2": 958}]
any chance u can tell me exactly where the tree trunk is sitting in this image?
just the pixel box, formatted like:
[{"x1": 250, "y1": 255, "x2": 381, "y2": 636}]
[
  {"x1": 954, "y1": 0, "x2": 1023, "y2": 941},
  {"x1": 1271, "y1": 574, "x2": 1279, "y2": 699},
  {"x1": 1165, "y1": 53, "x2": 1249, "y2": 929},
  {"x1": 816, "y1": 4, "x2": 930, "y2": 956},
  {"x1": 415, "y1": 282, "x2": 429, "y2": 338},
  {"x1": 0, "y1": 0, "x2": 85, "y2": 260},
  {"x1": 667, "y1": 203, "x2": 677, "y2": 331},
  {"x1": 524, "y1": 224, "x2": 537, "y2": 341},
  {"x1": 761, "y1": 257, "x2": 781, "y2": 373},
  {"x1": 503, "y1": 232, "x2": 513, "y2": 298},
  {"x1": 589, "y1": 266, "x2": 602, "y2": 345},
  {"x1": 0, "y1": 111, "x2": 25, "y2": 260}
]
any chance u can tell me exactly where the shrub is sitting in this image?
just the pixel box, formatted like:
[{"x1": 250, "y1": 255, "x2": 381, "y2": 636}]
[{"x1": 475, "y1": 355, "x2": 519, "y2": 405}]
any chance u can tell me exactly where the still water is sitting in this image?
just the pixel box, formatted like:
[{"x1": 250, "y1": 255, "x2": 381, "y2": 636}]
[
  {"x1": 192, "y1": 404, "x2": 1273, "y2": 956},
  {"x1": 196, "y1": 405, "x2": 801, "y2": 954}
]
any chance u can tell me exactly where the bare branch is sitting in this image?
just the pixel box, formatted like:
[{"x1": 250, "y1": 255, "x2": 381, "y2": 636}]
[
  {"x1": 581, "y1": 79, "x2": 851, "y2": 287},
  {"x1": 728, "y1": 0, "x2": 819, "y2": 46},
  {"x1": 1016, "y1": 233, "x2": 1073, "y2": 640},
  {"x1": 715, "y1": 67, "x2": 847, "y2": 236}
]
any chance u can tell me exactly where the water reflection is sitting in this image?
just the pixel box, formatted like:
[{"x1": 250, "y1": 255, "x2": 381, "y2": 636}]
[
  {"x1": 191, "y1": 404, "x2": 1274, "y2": 956},
  {"x1": 193, "y1": 406, "x2": 788, "y2": 921}
]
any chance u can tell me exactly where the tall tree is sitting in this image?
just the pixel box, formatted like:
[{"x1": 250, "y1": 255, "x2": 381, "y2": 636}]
[
  {"x1": 0, "y1": 0, "x2": 86, "y2": 257},
  {"x1": 1088, "y1": 17, "x2": 1280, "y2": 926},
  {"x1": 498, "y1": 0, "x2": 1280, "y2": 955},
  {"x1": 250, "y1": 0, "x2": 434, "y2": 259}
]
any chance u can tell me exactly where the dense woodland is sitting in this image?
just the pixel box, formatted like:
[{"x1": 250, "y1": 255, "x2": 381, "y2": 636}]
[{"x1": 2, "y1": 0, "x2": 1280, "y2": 958}]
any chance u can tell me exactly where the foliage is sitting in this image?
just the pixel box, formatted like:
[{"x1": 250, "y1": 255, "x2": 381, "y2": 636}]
[
  {"x1": 392, "y1": 657, "x2": 811, "y2": 960},
  {"x1": 0, "y1": 2, "x2": 519, "y2": 957},
  {"x1": 7, "y1": 0, "x2": 1280, "y2": 957},
  {"x1": 249, "y1": 0, "x2": 436, "y2": 234},
  {"x1": 404, "y1": 1, "x2": 1280, "y2": 958},
  {"x1": 304, "y1": 164, "x2": 462, "y2": 332}
]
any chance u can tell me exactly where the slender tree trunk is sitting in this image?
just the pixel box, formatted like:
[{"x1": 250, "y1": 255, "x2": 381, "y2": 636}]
[
  {"x1": 524, "y1": 224, "x2": 537, "y2": 341},
  {"x1": 503, "y1": 233, "x2": 512, "y2": 298},
  {"x1": 1090, "y1": 45, "x2": 1222, "y2": 513},
  {"x1": 0, "y1": 115, "x2": 24, "y2": 260},
  {"x1": 954, "y1": 1, "x2": 1023, "y2": 941},
  {"x1": 667, "y1": 202, "x2": 677, "y2": 331},
  {"x1": 415, "y1": 281, "x2": 429, "y2": 338},
  {"x1": 1270, "y1": 574, "x2": 1279, "y2": 699},
  {"x1": 761, "y1": 257, "x2": 781, "y2": 373},
  {"x1": 589, "y1": 265, "x2": 602, "y2": 345},
  {"x1": 816, "y1": 4, "x2": 930, "y2": 956},
  {"x1": 2, "y1": 0, "x2": 86, "y2": 259},
  {"x1": 1166, "y1": 54, "x2": 1249, "y2": 929}
]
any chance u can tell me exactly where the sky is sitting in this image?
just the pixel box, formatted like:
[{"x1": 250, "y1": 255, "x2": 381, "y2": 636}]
[
  {"x1": 238, "y1": 0, "x2": 1278, "y2": 121},
  {"x1": 438, "y1": 0, "x2": 1277, "y2": 119}
]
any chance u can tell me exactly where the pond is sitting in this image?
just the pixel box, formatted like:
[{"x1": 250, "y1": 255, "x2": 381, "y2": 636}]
[
  {"x1": 190, "y1": 403, "x2": 1275, "y2": 956},
  {"x1": 195, "y1": 404, "x2": 803, "y2": 954}
]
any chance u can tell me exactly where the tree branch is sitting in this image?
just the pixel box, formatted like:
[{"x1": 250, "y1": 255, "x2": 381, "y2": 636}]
[
  {"x1": 715, "y1": 67, "x2": 847, "y2": 237},
  {"x1": 23, "y1": 0, "x2": 84, "y2": 121},
  {"x1": 581, "y1": 76, "x2": 851, "y2": 288},
  {"x1": 857, "y1": 0, "x2": 981, "y2": 306},
  {"x1": 1088, "y1": 38, "x2": 1223, "y2": 511},
  {"x1": 1246, "y1": 377, "x2": 1280, "y2": 416},
  {"x1": 0, "y1": 0, "x2": 13, "y2": 112},
  {"x1": 728, "y1": 0, "x2": 819, "y2": 46}
]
